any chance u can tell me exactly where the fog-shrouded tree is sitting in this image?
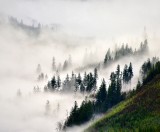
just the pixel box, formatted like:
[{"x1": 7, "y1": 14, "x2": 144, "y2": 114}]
[
  {"x1": 107, "y1": 65, "x2": 123, "y2": 108},
  {"x1": 17, "y1": 89, "x2": 22, "y2": 97},
  {"x1": 104, "y1": 48, "x2": 112, "y2": 66},
  {"x1": 94, "y1": 68, "x2": 98, "y2": 80},
  {"x1": 62, "y1": 74, "x2": 70, "y2": 91},
  {"x1": 37, "y1": 73, "x2": 44, "y2": 81},
  {"x1": 128, "y1": 62, "x2": 134, "y2": 83},
  {"x1": 50, "y1": 76, "x2": 57, "y2": 90},
  {"x1": 77, "y1": 73, "x2": 82, "y2": 85},
  {"x1": 57, "y1": 75, "x2": 61, "y2": 90},
  {"x1": 63, "y1": 60, "x2": 68, "y2": 71},
  {"x1": 52, "y1": 57, "x2": 56, "y2": 71},
  {"x1": 86, "y1": 73, "x2": 95, "y2": 92},
  {"x1": 123, "y1": 64, "x2": 129, "y2": 84},
  {"x1": 36, "y1": 64, "x2": 42, "y2": 74},
  {"x1": 141, "y1": 59, "x2": 152, "y2": 80},
  {"x1": 80, "y1": 83, "x2": 85, "y2": 94},
  {"x1": 83, "y1": 72, "x2": 87, "y2": 87},
  {"x1": 57, "y1": 63, "x2": 62, "y2": 72},
  {"x1": 123, "y1": 63, "x2": 134, "y2": 85}
]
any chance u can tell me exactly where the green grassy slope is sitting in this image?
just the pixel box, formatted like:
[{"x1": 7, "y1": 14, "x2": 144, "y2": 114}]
[{"x1": 86, "y1": 75, "x2": 160, "y2": 132}]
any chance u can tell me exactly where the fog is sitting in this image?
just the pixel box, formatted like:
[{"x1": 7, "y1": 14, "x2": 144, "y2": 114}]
[{"x1": 0, "y1": 0, "x2": 160, "y2": 131}]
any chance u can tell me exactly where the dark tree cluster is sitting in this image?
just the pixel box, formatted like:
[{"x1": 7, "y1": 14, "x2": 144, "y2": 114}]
[
  {"x1": 50, "y1": 55, "x2": 72, "y2": 72},
  {"x1": 139, "y1": 39, "x2": 149, "y2": 54},
  {"x1": 64, "y1": 65, "x2": 128, "y2": 128},
  {"x1": 62, "y1": 55, "x2": 72, "y2": 71},
  {"x1": 95, "y1": 65, "x2": 125, "y2": 112},
  {"x1": 104, "y1": 48, "x2": 113, "y2": 66},
  {"x1": 46, "y1": 75, "x2": 61, "y2": 91},
  {"x1": 123, "y1": 62, "x2": 133, "y2": 84},
  {"x1": 36, "y1": 64, "x2": 48, "y2": 81},
  {"x1": 129, "y1": 57, "x2": 159, "y2": 96},
  {"x1": 114, "y1": 44, "x2": 133, "y2": 60},
  {"x1": 140, "y1": 57, "x2": 159, "y2": 81},
  {"x1": 64, "y1": 100, "x2": 93, "y2": 128},
  {"x1": 8, "y1": 16, "x2": 41, "y2": 36},
  {"x1": 33, "y1": 86, "x2": 41, "y2": 93},
  {"x1": 103, "y1": 40, "x2": 149, "y2": 68},
  {"x1": 142, "y1": 59, "x2": 160, "y2": 85},
  {"x1": 95, "y1": 79, "x2": 108, "y2": 112},
  {"x1": 37, "y1": 73, "x2": 48, "y2": 81},
  {"x1": 141, "y1": 59, "x2": 152, "y2": 80},
  {"x1": 62, "y1": 73, "x2": 76, "y2": 92},
  {"x1": 63, "y1": 69, "x2": 97, "y2": 93}
]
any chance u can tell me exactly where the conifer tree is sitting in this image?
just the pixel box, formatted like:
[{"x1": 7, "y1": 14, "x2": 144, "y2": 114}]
[
  {"x1": 77, "y1": 73, "x2": 82, "y2": 85},
  {"x1": 51, "y1": 76, "x2": 56, "y2": 90},
  {"x1": 108, "y1": 72, "x2": 117, "y2": 107},
  {"x1": 57, "y1": 75, "x2": 61, "y2": 89},
  {"x1": 123, "y1": 64, "x2": 129, "y2": 84},
  {"x1": 116, "y1": 65, "x2": 122, "y2": 102},
  {"x1": 128, "y1": 62, "x2": 133, "y2": 83},
  {"x1": 80, "y1": 83, "x2": 85, "y2": 94},
  {"x1": 96, "y1": 79, "x2": 107, "y2": 112}
]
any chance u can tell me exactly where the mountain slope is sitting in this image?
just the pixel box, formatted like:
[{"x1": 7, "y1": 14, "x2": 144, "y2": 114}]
[{"x1": 86, "y1": 75, "x2": 160, "y2": 132}]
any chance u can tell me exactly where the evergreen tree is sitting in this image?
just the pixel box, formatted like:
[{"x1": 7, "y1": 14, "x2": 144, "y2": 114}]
[
  {"x1": 83, "y1": 72, "x2": 87, "y2": 87},
  {"x1": 96, "y1": 79, "x2": 107, "y2": 104},
  {"x1": 65, "y1": 101, "x2": 78, "y2": 127},
  {"x1": 104, "y1": 48, "x2": 112, "y2": 66},
  {"x1": 123, "y1": 64, "x2": 129, "y2": 84},
  {"x1": 86, "y1": 73, "x2": 94, "y2": 92},
  {"x1": 51, "y1": 76, "x2": 56, "y2": 90},
  {"x1": 66, "y1": 74, "x2": 69, "y2": 82},
  {"x1": 77, "y1": 73, "x2": 82, "y2": 85},
  {"x1": 71, "y1": 71, "x2": 74, "y2": 79},
  {"x1": 141, "y1": 59, "x2": 151, "y2": 78},
  {"x1": 136, "y1": 80, "x2": 142, "y2": 92},
  {"x1": 128, "y1": 62, "x2": 134, "y2": 83},
  {"x1": 94, "y1": 68, "x2": 98, "y2": 79},
  {"x1": 116, "y1": 65, "x2": 121, "y2": 78},
  {"x1": 96, "y1": 79, "x2": 107, "y2": 112},
  {"x1": 108, "y1": 72, "x2": 117, "y2": 107},
  {"x1": 116, "y1": 65, "x2": 122, "y2": 102},
  {"x1": 57, "y1": 75, "x2": 61, "y2": 89},
  {"x1": 63, "y1": 60, "x2": 68, "y2": 71},
  {"x1": 57, "y1": 63, "x2": 62, "y2": 72},
  {"x1": 93, "y1": 68, "x2": 98, "y2": 91},
  {"x1": 63, "y1": 74, "x2": 70, "y2": 91},
  {"x1": 80, "y1": 83, "x2": 85, "y2": 94},
  {"x1": 74, "y1": 75, "x2": 79, "y2": 92}
]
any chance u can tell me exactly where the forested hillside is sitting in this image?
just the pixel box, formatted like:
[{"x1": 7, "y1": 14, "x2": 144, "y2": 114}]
[{"x1": 86, "y1": 64, "x2": 160, "y2": 132}]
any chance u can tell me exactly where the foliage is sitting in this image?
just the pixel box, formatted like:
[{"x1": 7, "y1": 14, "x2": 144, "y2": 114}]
[
  {"x1": 86, "y1": 71, "x2": 160, "y2": 132},
  {"x1": 64, "y1": 100, "x2": 94, "y2": 127},
  {"x1": 103, "y1": 39, "x2": 149, "y2": 68}
]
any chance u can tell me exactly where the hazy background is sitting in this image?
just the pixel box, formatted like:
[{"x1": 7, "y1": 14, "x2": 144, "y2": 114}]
[{"x1": 0, "y1": 0, "x2": 160, "y2": 131}]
